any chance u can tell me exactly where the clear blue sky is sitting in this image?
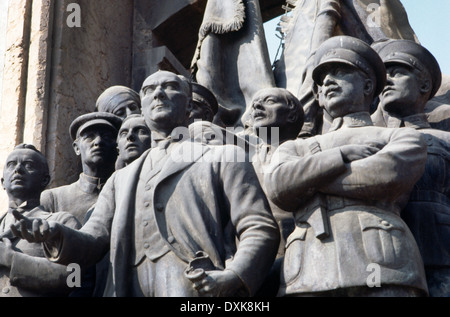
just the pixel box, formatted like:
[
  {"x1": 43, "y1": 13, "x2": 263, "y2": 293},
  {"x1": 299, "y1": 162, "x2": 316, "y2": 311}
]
[{"x1": 264, "y1": 1, "x2": 450, "y2": 75}]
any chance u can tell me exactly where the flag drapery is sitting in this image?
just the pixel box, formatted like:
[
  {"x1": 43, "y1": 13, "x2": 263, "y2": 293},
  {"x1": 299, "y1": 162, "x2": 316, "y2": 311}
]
[{"x1": 191, "y1": 0, "x2": 276, "y2": 127}]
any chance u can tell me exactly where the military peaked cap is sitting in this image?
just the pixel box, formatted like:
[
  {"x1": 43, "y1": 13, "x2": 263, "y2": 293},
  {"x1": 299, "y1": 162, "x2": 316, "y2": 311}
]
[
  {"x1": 312, "y1": 36, "x2": 386, "y2": 96},
  {"x1": 70, "y1": 112, "x2": 123, "y2": 141},
  {"x1": 373, "y1": 39, "x2": 442, "y2": 99},
  {"x1": 191, "y1": 82, "x2": 219, "y2": 115}
]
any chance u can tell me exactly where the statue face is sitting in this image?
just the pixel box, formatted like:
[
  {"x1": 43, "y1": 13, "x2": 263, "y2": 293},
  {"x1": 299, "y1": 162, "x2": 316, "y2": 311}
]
[
  {"x1": 188, "y1": 99, "x2": 214, "y2": 124},
  {"x1": 117, "y1": 117, "x2": 151, "y2": 164},
  {"x1": 2, "y1": 149, "x2": 48, "y2": 199},
  {"x1": 140, "y1": 71, "x2": 191, "y2": 132},
  {"x1": 96, "y1": 86, "x2": 141, "y2": 118},
  {"x1": 111, "y1": 99, "x2": 141, "y2": 119},
  {"x1": 380, "y1": 65, "x2": 422, "y2": 116},
  {"x1": 74, "y1": 125, "x2": 117, "y2": 167},
  {"x1": 250, "y1": 88, "x2": 291, "y2": 129},
  {"x1": 317, "y1": 64, "x2": 369, "y2": 118}
]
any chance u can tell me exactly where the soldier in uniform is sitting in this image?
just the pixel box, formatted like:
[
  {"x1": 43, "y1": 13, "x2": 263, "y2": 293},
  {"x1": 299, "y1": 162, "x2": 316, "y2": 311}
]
[
  {"x1": 40, "y1": 112, "x2": 122, "y2": 224},
  {"x1": 265, "y1": 36, "x2": 429, "y2": 297},
  {"x1": 187, "y1": 82, "x2": 227, "y2": 146},
  {"x1": 372, "y1": 40, "x2": 450, "y2": 297},
  {"x1": 188, "y1": 82, "x2": 219, "y2": 125},
  {"x1": 0, "y1": 144, "x2": 80, "y2": 296}
]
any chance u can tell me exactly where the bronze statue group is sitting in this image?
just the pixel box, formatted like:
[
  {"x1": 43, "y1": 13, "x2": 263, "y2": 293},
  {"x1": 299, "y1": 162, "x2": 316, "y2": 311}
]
[{"x1": 0, "y1": 34, "x2": 448, "y2": 297}]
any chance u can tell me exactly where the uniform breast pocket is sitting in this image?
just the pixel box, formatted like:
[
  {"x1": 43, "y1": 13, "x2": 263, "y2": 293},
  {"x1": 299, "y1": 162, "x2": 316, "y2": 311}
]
[
  {"x1": 281, "y1": 225, "x2": 307, "y2": 286},
  {"x1": 358, "y1": 214, "x2": 408, "y2": 268}
]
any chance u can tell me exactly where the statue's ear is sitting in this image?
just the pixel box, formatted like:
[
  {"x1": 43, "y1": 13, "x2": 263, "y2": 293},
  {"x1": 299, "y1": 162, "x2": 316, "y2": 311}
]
[
  {"x1": 364, "y1": 78, "x2": 374, "y2": 96},
  {"x1": 186, "y1": 98, "x2": 193, "y2": 113},
  {"x1": 420, "y1": 78, "x2": 432, "y2": 95},
  {"x1": 185, "y1": 99, "x2": 194, "y2": 123},
  {"x1": 72, "y1": 141, "x2": 81, "y2": 156},
  {"x1": 287, "y1": 109, "x2": 298, "y2": 124},
  {"x1": 41, "y1": 174, "x2": 51, "y2": 189},
  {"x1": 313, "y1": 84, "x2": 320, "y2": 101}
]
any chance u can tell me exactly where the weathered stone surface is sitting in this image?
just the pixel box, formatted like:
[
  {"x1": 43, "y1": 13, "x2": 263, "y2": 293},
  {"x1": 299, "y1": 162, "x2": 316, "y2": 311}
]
[
  {"x1": 0, "y1": 0, "x2": 9, "y2": 102},
  {"x1": 44, "y1": 0, "x2": 134, "y2": 188},
  {"x1": 0, "y1": 0, "x2": 32, "y2": 211},
  {"x1": 23, "y1": 0, "x2": 53, "y2": 151},
  {"x1": 134, "y1": 0, "x2": 207, "y2": 70}
]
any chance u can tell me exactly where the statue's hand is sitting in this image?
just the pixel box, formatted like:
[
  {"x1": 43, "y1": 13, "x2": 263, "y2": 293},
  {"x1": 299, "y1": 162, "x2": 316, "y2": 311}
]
[
  {"x1": 192, "y1": 269, "x2": 244, "y2": 297},
  {"x1": 9, "y1": 210, "x2": 59, "y2": 243}
]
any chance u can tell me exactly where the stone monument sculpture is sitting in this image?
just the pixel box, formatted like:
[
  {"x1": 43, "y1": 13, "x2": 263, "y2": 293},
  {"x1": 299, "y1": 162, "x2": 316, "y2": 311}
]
[
  {"x1": 245, "y1": 87, "x2": 304, "y2": 296},
  {"x1": 84, "y1": 113, "x2": 152, "y2": 296},
  {"x1": 186, "y1": 82, "x2": 231, "y2": 146},
  {"x1": 425, "y1": 91, "x2": 450, "y2": 133},
  {"x1": 272, "y1": 0, "x2": 420, "y2": 137},
  {"x1": 188, "y1": 82, "x2": 219, "y2": 125},
  {"x1": 115, "y1": 114, "x2": 151, "y2": 170},
  {"x1": 191, "y1": 0, "x2": 276, "y2": 127},
  {"x1": 248, "y1": 87, "x2": 304, "y2": 256},
  {"x1": 264, "y1": 36, "x2": 429, "y2": 297},
  {"x1": 371, "y1": 39, "x2": 450, "y2": 297},
  {"x1": 0, "y1": 144, "x2": 81, "y2": 297},
  {"x1": 40, "y1": 112, "x2": 122, "y2": 225},
  {"x1": 38, "y1": 113, "x2": 122, "y2": 297},
  {"x1": 1, "y1": 0, "x2": 449, "y2": 299},
  {"x1": 187, "y1": 81, "x2": 251, "y2": 148},
  {"x1": 95, "y1": 86, "x2": 142, "y2": 119},
  {"x1": 11, "y1": 70, "x2": 280, "y2": 297}
]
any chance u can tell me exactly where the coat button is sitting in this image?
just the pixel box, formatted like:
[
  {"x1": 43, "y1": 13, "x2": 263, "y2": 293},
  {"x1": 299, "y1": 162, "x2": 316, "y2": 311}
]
[
  {"x1": 2, "y1": 287, "x2": 10, "y2": 294},
  {"x1": 144, "y1": 202, "x2": 150, "y2": 208},
  {"x1": 381, "y1": 220, "x2": 390, "y2": 227},
  {"x1": 143, "y1": 221, "x2": 149, "y2": 227},
  {"x1": 168, "y1": 236, "x2": 175, "y2": 243},
  {"x1": 155, "y1": 203, "x2": 164, "y2": 212},
  {"x1": 144, "y1": 243, "x2": 150, "y2": 249}
]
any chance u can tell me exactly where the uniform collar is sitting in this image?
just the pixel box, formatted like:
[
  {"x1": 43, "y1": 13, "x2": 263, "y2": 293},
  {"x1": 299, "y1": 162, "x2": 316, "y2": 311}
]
[
  {"x1": 385, "y1": 112, "x2": 431, "y2": 130},
  {"x1": 329, "y1": 112, "x2": 373, "y2": 131},
  {"x1": 79, "y1": 173, "x2": 107, "y2": 192},
  {"x1": 7, "y1": 198, "x2": 40, "y2": 212}
]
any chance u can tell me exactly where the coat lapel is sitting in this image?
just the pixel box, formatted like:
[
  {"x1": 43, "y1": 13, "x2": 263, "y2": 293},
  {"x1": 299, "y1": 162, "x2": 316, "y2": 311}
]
[
  {"x1": 110, "y1": 150, "x2": 149, "y2": 297},
  {"x1": 155, "y1": 141, "x2": 210, "y2": 186}
]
